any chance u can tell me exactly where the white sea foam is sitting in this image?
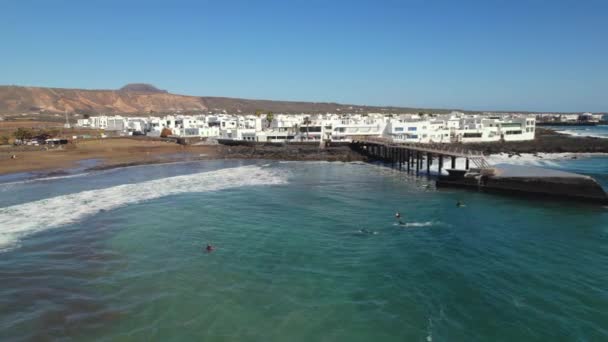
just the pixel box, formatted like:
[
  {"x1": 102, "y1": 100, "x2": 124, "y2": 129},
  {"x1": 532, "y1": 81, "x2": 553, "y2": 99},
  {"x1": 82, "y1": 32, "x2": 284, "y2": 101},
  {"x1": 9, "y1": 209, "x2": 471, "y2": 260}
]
[
  {"x1": 393, "y1": 221, "x2": 437, "y2": 228},
  {"x1": 0, "y1": 171, "x2": 94, "y2": 188},
  {"x1": 487, "y1": 152, "x2": 608, "y2": 167},
  {"x1": 0, "y1": 160, "x2": 224, "y2": 188},
  {"x1": 0, "y1": 165, "x2": 288, "y2": 252},
  {"x1": 403, "y1": 221, "x2": 436, "y2": 227},
  {"x1": 555, "y1": 129, "x2": 608, "y2": 139}
]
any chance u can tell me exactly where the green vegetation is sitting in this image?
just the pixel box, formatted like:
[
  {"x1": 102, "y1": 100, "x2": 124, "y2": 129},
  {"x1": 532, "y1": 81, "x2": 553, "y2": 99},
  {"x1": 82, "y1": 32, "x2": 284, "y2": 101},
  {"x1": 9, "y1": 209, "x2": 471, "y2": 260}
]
[
  {"x1": 303, "y1": 116, "x2": 312, "y2": 138},
  {"x1": 13, "y1": 128, "x2": 34, "y2": 141},
  {"x1": 266, "y1": 112, "x2": 274, "y2": 128},
  {"x1": 0, "y1": 135, "x2": 9, "y2": 145},
  {"x1": 10, "y1": 128, "x2": 62, "y2": 143}
]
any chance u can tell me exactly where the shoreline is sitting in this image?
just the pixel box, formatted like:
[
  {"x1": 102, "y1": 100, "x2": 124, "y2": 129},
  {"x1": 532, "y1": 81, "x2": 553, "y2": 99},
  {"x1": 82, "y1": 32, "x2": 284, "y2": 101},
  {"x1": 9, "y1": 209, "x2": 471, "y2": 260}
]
[
  {"x1": 1, "y1": 130, "x2": 608, "y2": 178},
  {"x1": 1, "y1": 149, "x2": 606, "y2": 185},
  {"x1": 0, "y1": 139, "x2": 364, "y2": 178}
]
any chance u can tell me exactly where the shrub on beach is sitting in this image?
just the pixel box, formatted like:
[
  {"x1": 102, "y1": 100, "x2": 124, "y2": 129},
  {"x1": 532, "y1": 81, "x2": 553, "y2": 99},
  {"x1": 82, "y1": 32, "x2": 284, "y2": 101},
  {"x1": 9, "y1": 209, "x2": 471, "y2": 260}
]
[{"x1": 13, "y1": 128, "x2": 34, "y2": 141}]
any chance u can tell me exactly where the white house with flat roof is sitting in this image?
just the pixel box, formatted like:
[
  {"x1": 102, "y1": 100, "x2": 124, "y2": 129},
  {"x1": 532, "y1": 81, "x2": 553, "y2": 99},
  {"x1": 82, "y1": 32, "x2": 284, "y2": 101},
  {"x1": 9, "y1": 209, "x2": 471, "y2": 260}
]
[{"x1": 78, "y1": 112, "x2": 536, "y2": 143}]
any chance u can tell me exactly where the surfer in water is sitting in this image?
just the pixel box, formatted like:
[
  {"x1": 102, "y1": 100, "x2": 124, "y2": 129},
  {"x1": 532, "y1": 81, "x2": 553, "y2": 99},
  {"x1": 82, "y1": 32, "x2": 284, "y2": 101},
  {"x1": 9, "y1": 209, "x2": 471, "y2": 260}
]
[
  {"x1": 395, "y1": 211, "x2": 405, "y2": 225},
  {"x1": 456, "y1": 200, "x2": 466, "y2": 208},
  {"x1": 205, "y1": 244, "x2": 215, "y2": 253}
]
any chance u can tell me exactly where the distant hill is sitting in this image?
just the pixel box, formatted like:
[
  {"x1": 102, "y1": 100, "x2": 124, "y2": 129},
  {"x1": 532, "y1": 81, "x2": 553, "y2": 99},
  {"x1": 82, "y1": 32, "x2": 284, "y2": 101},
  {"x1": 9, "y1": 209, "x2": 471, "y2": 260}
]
[
  {"x1": 119, "y1": 83, "x2": 168, "y2": 93},
  {"x1": 0, "y1": 85, "x2": 206, "y2": 116},
  {"x1": 0, "y1": 84, "x2": 457, "y2": 117}
]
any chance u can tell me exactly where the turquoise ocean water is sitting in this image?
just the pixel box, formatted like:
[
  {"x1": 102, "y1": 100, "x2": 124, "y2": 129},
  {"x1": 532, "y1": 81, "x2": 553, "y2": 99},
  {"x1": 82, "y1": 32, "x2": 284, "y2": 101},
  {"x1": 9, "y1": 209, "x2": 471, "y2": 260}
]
[
  {"x1": 1, "y1": 158, "x2": 607, "y2": 341},
  {"x1": 546, "y1": 125, "x2": 608, "y2": 139}
]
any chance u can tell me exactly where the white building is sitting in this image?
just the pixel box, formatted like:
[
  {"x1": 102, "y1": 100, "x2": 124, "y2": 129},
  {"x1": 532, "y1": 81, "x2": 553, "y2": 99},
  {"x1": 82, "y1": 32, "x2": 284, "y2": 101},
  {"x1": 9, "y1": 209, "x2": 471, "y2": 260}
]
[{"x1": 77, "y1": 112, "x2": 536, "y2": 144}]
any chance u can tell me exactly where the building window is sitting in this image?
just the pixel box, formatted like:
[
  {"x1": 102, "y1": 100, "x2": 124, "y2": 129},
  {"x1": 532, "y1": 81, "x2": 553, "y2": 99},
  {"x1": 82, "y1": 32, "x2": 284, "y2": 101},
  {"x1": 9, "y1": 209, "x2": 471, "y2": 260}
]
[
  {"x1": 394, "y1": 127, "x2": 404, "y2": 132},
  {"x1": 408, "y1": 127, "x2": 417, "y2": 131}
]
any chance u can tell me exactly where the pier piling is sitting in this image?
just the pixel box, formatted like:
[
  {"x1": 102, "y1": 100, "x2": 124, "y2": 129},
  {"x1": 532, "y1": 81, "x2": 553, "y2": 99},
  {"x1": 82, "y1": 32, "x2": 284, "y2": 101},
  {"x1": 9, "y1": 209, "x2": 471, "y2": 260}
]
[{"x1": 352, "y1": 138, "x2": 489, "y2": 179}]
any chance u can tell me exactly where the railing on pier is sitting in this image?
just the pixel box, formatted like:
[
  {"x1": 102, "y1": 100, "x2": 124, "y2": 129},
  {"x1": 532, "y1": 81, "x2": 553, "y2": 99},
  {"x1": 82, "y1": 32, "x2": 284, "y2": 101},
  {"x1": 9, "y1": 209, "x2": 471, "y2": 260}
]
[{"x1": 351, "y1": 136, "x2": 492, "y2": 169}]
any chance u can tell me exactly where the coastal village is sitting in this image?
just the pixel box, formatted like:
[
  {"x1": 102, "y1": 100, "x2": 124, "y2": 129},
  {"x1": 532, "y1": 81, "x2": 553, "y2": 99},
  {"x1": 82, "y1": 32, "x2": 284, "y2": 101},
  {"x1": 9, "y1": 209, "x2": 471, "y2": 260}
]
[
  {"x1": 75, "y1": 112, "x2": 538, "y2": 144},
  {"x1": 1, "y1": 109, "x2": 607, "y2": 204}
]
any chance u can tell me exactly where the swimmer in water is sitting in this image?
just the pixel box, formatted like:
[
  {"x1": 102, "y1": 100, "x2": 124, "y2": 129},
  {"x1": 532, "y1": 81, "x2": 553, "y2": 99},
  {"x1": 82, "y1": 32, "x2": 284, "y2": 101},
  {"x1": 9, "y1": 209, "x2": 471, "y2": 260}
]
[
  {"x1": 205, "y1": 244, "x2": 214, "y2": 253},
  {"x1": 395, "y1": 211, "x2": 401, "y2": 219},
  {"x1": 456, "y1": 200, "x2": 465, "y2": 208}
]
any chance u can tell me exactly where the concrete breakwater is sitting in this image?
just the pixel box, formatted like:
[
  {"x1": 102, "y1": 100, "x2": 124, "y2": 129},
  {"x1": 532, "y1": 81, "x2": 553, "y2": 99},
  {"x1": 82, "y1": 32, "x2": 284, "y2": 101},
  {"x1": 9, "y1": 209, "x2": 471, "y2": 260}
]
[{"x1": 437, "y1": 165, "x2": 608, "y2": 204}]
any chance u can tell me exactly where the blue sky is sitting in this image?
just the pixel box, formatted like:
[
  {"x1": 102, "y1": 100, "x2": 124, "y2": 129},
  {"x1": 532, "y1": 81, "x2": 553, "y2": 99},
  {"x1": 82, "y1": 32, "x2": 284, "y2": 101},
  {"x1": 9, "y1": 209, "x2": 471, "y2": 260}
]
[{"x1": 1, "y1": 0, "x2": 606, "y2": 112}]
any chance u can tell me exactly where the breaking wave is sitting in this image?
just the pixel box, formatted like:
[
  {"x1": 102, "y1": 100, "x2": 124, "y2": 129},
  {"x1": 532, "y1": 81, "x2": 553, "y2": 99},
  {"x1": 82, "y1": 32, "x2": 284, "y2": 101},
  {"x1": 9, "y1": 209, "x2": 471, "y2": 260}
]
[
  {"x1": 393, "y1": 221, "x2": 439, "y2": 228},
  {"x1": 403, "y1": 221, "x2": 436, "y2": 227},
  {"x1": 0, "y1": 172, "x2": 93, "y2": 188},
  {"x1": 555, "y1": 129, "x2": 608, "y2": 139},
  {"x1": 0, "y1": 165, "x2": 287, "y2": 252}
]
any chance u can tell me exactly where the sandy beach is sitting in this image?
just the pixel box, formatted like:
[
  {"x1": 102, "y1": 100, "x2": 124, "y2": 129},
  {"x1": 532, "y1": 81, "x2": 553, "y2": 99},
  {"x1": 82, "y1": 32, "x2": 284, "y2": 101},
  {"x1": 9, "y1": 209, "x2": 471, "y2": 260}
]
[
  {"x1": 0, "y1": 139, "x2": 221, "y2": 175},
  {"x1": 0, "y1": 138, "x2": 363, "y2": 175}
]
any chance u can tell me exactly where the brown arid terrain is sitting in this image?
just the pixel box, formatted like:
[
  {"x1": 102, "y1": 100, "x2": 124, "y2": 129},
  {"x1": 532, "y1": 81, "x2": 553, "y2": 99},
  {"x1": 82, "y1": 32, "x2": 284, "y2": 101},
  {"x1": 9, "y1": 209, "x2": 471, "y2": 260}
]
[
  {"x1": 0, "y1": 139, "x2": 217, "y2": 175},
  {"x1": 0, "y1": 83, "x2": 456, "y2": 117},
  {"x1": 0, "y1": 84, "x2": 207, "y2": 115}
]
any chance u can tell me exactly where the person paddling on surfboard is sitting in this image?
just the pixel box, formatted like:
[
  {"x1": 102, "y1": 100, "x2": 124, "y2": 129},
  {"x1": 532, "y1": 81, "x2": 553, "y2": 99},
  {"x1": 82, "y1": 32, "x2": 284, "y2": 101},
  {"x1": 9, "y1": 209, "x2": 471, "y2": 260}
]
[{"x1": 206, "y1": 244, "x2": 215, "y2": 253}]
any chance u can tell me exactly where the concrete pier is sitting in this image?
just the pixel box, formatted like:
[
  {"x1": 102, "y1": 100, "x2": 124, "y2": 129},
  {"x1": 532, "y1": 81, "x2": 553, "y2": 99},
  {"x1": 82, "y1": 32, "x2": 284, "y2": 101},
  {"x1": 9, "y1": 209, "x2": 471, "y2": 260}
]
[
  {"x1": 350, "y1": 138, "x2": 608, "y2": 204},
  {"x1": 437, "y1": 164, "x2": 608, "y2": 204}
]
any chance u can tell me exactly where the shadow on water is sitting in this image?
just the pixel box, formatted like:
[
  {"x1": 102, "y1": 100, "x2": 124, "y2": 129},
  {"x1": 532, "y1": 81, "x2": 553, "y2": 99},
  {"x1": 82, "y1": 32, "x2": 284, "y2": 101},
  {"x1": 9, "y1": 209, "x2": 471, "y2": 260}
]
[{"x1": 0, "y1": 212, "x2": 127, "y2": 340}]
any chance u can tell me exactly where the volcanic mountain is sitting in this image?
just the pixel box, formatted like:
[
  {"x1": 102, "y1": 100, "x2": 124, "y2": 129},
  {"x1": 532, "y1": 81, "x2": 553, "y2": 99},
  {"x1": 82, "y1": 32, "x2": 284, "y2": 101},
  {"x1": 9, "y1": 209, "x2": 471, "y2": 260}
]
[{"x1": 0, "y1": 83, "x2": 454, "y2": 117}]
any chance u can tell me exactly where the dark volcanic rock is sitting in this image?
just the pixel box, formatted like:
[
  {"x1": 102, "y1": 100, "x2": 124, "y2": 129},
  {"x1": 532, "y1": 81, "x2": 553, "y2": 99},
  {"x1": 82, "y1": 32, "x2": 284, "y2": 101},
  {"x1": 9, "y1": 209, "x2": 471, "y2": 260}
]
[
  {"x1": 465, "y1": 128, "x2": 608, "y2": 154},
  {"x1": 217, "y1": 144, "x2": 365, "y2": 162}
]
